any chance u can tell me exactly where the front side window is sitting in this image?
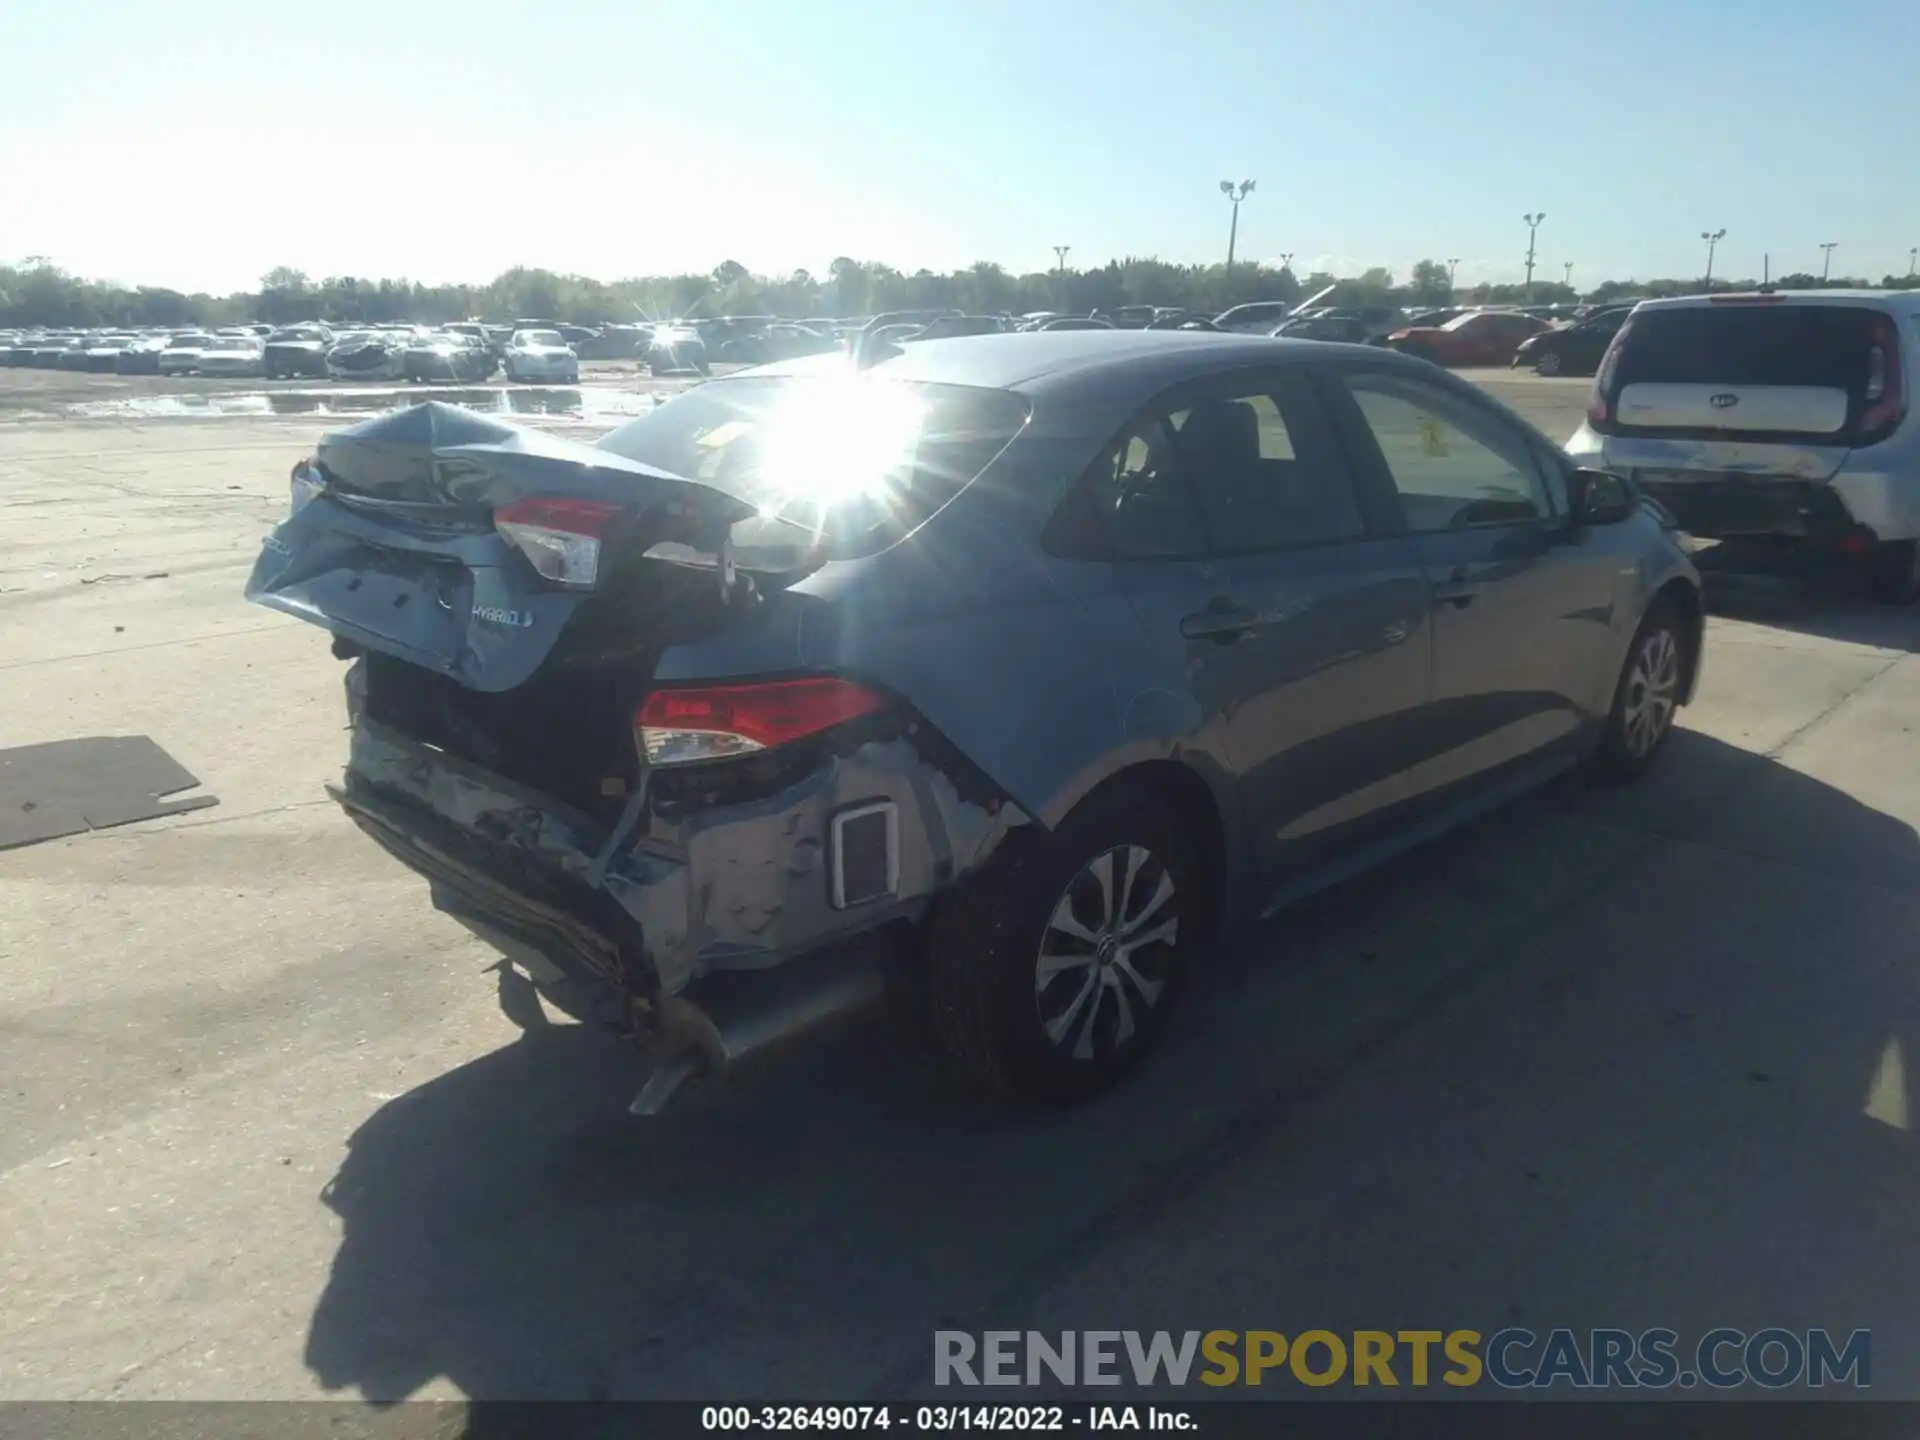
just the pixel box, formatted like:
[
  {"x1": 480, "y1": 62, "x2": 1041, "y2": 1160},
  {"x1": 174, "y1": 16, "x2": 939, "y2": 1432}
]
[{"x1": 1340, "y1": 372, "x2": 1552, "y2": 531}]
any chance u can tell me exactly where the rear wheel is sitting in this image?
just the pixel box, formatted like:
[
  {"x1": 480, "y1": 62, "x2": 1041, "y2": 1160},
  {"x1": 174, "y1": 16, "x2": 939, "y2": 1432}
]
[
  {"x1": 1593, "y1": 599, "x2": 1686, "y2": 780},
  {"x1": 1865, "y1": 539, "x2": 1920, "y2": 607},
  {"x1": 923, "y1": 790, "x2": 1199, "y2": 1102},
  {"x1": 1534, "y1": 350, "x2": 1564, "y2": 376}
]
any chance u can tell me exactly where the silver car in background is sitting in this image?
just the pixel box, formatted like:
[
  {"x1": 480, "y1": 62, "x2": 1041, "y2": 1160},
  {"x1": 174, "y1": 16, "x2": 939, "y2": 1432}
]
[
  {"x1": 1568, "y1": 289, "x2": 1920, "y2": 604},
  {"x1": 503, "y1": 328, "x2": 581, "y2": 383},
  {"x1": 195, "y1": 334, "x2": 267, "y2": 377}
]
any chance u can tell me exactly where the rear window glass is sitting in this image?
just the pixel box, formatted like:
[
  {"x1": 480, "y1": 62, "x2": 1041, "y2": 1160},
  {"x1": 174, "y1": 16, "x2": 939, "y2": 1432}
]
[
  {"x1": 595, "y1": 375, "x2": 1031, "y2": 562},
  {"x1": 1617, "y1": 306, "x2": 1884, "y2": 391}
]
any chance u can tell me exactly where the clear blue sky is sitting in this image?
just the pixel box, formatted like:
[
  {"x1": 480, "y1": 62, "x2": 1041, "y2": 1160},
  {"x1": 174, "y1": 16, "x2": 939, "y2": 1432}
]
[{"x1": 3, "y1": 0, "x2": 1915, "y2": 294}]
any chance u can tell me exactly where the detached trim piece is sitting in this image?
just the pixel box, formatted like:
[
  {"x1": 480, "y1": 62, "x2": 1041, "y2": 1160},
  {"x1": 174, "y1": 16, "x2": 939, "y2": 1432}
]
[{"x1": 830, "y1": 800, "x2": 899, "y2": 909}]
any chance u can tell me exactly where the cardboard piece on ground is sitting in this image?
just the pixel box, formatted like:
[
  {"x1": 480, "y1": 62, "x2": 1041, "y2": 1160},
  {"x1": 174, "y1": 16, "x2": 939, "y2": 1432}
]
[{"x1": 0, "y1": 735, "x2": 218, "y2": 849}]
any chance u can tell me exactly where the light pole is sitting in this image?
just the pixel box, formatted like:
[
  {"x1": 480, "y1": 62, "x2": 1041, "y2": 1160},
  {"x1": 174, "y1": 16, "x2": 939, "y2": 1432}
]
[
  {"x1": 1052, "y1": 245, "x2": 1071, "y2": 275},
  {"x1": 1820, "y1": 242, "x2": 1837, "y2": 283},
  {"x1": 1446, "y1": 257, "x2": 1460, "y2": 288},
  {"x1": 1701, "y1": 228, "x2": 1726, "y2": 290},
  {"x1": 1563, "y1": 261, "x2": 1573, "y2": 289},
  {"x1": 1909, "y1": 246, "x2": 1916, "y2": 279},
  {"x1": 1278, "y1": 251, "x2": 1294, "y2": 272},
  {"x1": 1522, "y1": 213, "x2": 1545, "y2": 301},
  {"x1": 1219, "y1": 179, "x2": 1255, "y2": 268}
]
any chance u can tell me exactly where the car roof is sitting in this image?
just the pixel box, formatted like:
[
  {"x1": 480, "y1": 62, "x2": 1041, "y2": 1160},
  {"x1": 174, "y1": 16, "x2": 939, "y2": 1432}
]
[
  {"x1": 746, "y1": 329, "x2": 1417, "y2": 393},
  {"x1": 1633, "y1": 289, "x2": 1920, "y2": 314}
]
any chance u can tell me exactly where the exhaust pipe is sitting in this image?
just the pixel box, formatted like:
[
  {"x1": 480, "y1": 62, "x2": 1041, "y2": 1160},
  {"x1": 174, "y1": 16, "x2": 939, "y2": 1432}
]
[{"x1": 629, "y1": 945, "x2": 884, "y2": 1115}]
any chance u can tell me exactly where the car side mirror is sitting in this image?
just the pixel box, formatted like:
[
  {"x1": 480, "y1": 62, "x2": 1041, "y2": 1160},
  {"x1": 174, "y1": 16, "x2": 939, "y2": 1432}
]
[{"x1": 1568, "y1": 467, "x2": 1635, "y2": 527}]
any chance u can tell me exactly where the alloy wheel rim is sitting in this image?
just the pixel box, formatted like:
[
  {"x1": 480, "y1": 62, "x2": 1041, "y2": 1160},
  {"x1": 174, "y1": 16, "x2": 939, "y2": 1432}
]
[
  {"x1": 1034, "y1": 844, "x2": 1180, "y2": 1062},
  {"x1": 1622, "y1": 628, "x2": 1680, "y2": 757},
  {"x1": 1538, "y1": 352, "x2": 1562, "y2": 375}
]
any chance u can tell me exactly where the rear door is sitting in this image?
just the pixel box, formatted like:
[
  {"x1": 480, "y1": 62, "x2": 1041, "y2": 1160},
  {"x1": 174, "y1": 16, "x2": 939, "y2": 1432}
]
[
  {"x1": 1321, "y1": 365, "x2": 1620, "y2": 796},
  {"x1": 1161, "y1": 370, "x2": 1433, "y2": 876}
]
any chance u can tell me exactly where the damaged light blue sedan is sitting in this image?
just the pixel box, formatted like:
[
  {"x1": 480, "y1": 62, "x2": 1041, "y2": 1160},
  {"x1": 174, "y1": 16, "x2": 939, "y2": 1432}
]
[{"x1": 246, "y1": 330, "x2": 1704, "y2": 1113}]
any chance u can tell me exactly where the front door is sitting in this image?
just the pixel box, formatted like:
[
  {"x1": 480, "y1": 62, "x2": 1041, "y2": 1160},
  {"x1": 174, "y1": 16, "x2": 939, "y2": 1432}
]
[{"x1": 1320, "y1": 366, "x2": 1622, "y2": 800}]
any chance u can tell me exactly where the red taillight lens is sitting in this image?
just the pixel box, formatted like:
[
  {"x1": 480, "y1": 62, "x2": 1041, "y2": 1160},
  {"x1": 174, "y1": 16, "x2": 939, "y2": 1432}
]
[
  {"x1": 494, "y1": 497, "x2": 620, "y2": 588},
  {"x1": 635, "y1": 678, "x2": 887, "y2": 766},
  {"x1": 1858, "y1": 316, "x2": 1905, "y2": 443},
  {"x1": 1587, "y1": 318, "x2": 1634, "y2": 428}
]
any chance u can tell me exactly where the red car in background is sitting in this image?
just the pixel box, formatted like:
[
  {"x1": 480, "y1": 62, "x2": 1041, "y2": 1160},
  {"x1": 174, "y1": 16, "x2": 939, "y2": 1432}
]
[{"x1": 1383, "y1": 310, "x2": 1552, "y2": 367}]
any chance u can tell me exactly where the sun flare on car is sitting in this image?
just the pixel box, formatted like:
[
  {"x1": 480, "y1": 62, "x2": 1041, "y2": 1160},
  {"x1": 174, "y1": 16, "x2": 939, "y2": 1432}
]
[{"x1": 750, "y1": 374, "x2": 928, "y2": 521}]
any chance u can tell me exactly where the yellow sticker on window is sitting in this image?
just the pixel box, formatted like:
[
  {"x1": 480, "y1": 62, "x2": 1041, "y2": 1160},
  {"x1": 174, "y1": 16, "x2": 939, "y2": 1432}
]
[
  {"x1": 1418, "y1": 414, "x2": 1448, "y2": 457},
  {"x1": 696, "y1": 420, "x2": 751, "y2": 449}
]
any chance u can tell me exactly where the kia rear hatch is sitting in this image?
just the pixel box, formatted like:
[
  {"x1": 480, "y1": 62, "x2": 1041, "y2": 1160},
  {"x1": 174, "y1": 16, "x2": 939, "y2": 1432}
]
[
  {"x1": 245, "y1": 402, "x2": 758, "y2": 693},
  {"x1": 1592, "y1": 301, "x2": 1906, "y2": 473}
]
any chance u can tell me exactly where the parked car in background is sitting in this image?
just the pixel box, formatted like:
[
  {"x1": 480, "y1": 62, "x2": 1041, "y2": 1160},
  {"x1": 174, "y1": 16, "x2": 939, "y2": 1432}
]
[
  {"x1": 504, "y1": 329, "x2": 582, "y2": 384},
  {"x1": 246, "y1": 330, "x2": 1702, "y2": 1116},
  {"x1": 76, "y1": 335, "x2": 138, "y2": 371},
  {"x1": 1511, "y1": 305, "x2": 1634, "y2": 377},
  {"x1": 906, "y1": 315, "x2": 1006, "y2": 342},
  {"x1": 154, "y1": 333, "x2": 217, "y2": 375},
  {"x1": 1383, "y1": 310, "x2": 1551, "y2": 367},
  {"x1": 325, "y1": 331, "x2": 410, "y2": 382},
  {"x1": 1040, "y1": 317, "x2": 1116, "y2": 331},
  {"x1": 1215, "y1": 301, "x2": 1298, "y2": 334},
  {"x1": 263, "y1": 325, "x2": 336, "y2": 379},
  {"x1": 644, "y1": 326, "x2": 710, "y2": 376},
  {"x1": 115, "y1": 333, "x2": 178, "y2": 374},
  {"x1": 196, "y1": 334, "x2": 267, "y2": 377},
  {"x1": 29, "y1": 335, "x2": 80, "y2": 367},
  {"x1": 715, "y1": 324, "x2": 842, "y2": 364},
  {"x1": 403, "y1": 332, "x2": 498, "y2": 382},
  {"x1": 1567, "y1": 289, "x2": 1920, "y2": 604}
]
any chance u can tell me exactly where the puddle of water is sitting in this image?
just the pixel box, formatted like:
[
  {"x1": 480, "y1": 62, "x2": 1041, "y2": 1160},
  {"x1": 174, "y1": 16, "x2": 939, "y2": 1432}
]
[{"x1": 64, "y1": 384, "x2": 680, "y2": 425}]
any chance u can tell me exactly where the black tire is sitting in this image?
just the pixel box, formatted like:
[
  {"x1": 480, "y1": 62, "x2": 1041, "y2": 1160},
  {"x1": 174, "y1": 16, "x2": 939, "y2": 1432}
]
[
  {"x1": 1534, "y1": 350, "x2": 1564, "y2": 376},
  {"x1": 1865, "y1": 539, "x2": 1920, "y2": 607},
  {"x1": 922, "y1": 789, "x2": 1201, "y2": 1102},
  {"x1": 1593, "y1": 598, "x2": 1688, "y2": 781}
]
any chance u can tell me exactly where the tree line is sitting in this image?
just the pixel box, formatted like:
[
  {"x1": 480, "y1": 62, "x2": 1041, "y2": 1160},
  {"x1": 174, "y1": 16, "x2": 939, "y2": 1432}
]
[{"x1": 4, "y1": 253, "x2": 1918, "y2": 329}]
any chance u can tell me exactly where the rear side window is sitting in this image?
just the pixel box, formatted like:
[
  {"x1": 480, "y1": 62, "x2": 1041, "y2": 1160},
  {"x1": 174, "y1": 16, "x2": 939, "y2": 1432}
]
[
  {"x1": 1165, "y1": 380, "x2": 1365, "y2": 553},
  {"x1": 1615, "y1": 306, "x2": 1884, "y2": 391},
  {"x1": 596, "y1": 375, "x2": 1031, "y2": 561}
]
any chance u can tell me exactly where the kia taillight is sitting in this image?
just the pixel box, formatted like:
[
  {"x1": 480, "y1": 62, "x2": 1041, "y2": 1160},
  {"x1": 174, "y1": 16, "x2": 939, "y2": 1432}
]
[
  {"x1": 1587, "y1": 318, "x2": 1634, "y2": 430},
  {"x1": 1857, "y1": 314, "x2": 1906, "y2": 446},
  {"x1": 635, "y1": 678, "x2": 887, "y2": 767},
  {"x1": 494, "y1": 497, "x2": 621, "y2": 588}
]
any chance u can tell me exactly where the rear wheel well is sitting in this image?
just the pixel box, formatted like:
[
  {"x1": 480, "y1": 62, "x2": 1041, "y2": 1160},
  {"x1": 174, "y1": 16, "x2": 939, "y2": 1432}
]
[
  {"x1": 1064, "y1": 761, "x2": 1226, "y2": 942},
  {"x1": 1655, "y1": 577, "x2": 1705, "y2": 701}
]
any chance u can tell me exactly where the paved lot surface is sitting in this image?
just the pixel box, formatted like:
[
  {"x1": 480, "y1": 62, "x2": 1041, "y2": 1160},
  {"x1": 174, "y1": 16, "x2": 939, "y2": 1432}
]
[{"x1": 3, "y1": 366, "x2": 1918, "y2": 1404}]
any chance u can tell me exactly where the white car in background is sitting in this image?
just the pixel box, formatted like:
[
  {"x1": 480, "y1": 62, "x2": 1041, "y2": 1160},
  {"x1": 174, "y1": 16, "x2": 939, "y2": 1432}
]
[
  {"x1": 156, "y1": 333, "x2": 218, "y2": 375},
  {"x1": 195, "y1": 334, "x2": 267, "y2": 377},
  {"x1": 503, "y1": 328, "x2": 580, "y2": 384}
]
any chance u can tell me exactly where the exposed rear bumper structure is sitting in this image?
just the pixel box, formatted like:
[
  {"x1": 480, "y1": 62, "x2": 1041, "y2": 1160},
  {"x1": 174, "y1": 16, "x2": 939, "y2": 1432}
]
[{"x1": 329, "y1": 713, "x2": 1020, "y2": 1114}]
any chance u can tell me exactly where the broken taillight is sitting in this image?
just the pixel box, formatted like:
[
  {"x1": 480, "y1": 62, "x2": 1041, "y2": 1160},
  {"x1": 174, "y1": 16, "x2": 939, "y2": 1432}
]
[
  {"x1": 635, "y1": 677, "x2": 887, "y2": 767},
  {"x1": 290, "y1": 458, "x2": 327, "y2": 516},
  {"x1": 1587, "y1": 317, "x2": 1634, "y2": 430},
  {"x1": 494, "y1": 497, "x2": 620, "y2": 588},
  {"x1": 1857, "y1": 314, "x2": 1906, "y2": 446}
]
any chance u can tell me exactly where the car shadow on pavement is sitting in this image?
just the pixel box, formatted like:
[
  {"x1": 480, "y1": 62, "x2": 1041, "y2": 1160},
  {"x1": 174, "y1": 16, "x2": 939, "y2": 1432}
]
[{"x1": 303, "y1": 728, "x2": 1920, "y2": 1403}]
